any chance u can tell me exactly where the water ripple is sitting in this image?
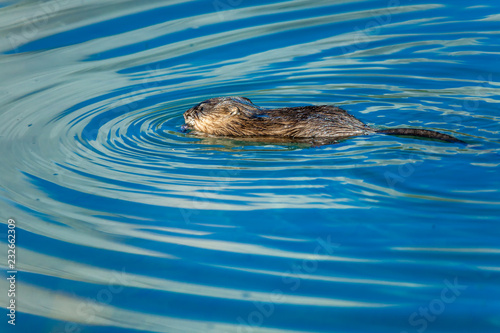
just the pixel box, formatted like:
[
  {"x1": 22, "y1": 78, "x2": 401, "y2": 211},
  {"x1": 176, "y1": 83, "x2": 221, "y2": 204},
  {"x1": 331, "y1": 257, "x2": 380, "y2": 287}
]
[{"x1": 1, "y1": 1, "x2": 499, "y2": 332}]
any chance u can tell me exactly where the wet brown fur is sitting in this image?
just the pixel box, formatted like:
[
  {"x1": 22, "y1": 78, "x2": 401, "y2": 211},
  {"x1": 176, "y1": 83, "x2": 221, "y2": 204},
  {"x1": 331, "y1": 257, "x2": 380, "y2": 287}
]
[{"x1": 183, "y1": 97, "x2": 464, "y2": 143}]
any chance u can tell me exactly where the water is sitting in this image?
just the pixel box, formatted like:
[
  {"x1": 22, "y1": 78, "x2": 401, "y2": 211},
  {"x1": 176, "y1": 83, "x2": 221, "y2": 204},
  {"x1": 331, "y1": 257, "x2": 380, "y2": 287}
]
[{"x1": 1, "y1": 1, "x2": 499, "y2": 332}]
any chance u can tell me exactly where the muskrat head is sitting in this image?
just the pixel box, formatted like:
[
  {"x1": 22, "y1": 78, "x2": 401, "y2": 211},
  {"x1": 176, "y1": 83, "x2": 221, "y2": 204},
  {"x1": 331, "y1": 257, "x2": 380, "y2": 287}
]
[{"x1": 183, "y1": 96, "x2": 260, "y2": 136}]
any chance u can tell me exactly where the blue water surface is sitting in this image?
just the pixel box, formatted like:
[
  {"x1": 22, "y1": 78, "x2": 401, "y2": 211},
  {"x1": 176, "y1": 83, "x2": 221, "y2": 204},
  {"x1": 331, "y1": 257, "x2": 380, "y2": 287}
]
[{"x1": 0, "y1": 1, "x2": 499, "y2": 332}]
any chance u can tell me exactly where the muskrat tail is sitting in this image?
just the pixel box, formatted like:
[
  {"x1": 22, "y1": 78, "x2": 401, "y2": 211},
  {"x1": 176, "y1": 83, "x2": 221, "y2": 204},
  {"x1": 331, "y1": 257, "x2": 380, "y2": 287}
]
[{"x1": 376, "y1": 128, "x2": 466, "y2": 143}]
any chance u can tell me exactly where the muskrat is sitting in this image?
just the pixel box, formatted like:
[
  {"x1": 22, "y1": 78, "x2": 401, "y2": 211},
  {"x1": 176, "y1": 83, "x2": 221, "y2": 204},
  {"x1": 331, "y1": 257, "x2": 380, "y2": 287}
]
[{"x1": 182, "y1": 97, "x2": 465, "y2": 143}]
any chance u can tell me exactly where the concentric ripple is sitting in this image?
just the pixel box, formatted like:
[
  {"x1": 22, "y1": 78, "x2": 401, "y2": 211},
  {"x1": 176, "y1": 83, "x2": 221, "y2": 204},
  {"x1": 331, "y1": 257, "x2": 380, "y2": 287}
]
[{"x1": 0, "y1": 1, "x2": 499, "y2": 333}]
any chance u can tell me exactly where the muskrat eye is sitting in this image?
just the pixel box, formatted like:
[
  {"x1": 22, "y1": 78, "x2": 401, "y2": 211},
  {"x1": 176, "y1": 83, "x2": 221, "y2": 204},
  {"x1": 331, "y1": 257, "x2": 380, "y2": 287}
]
[{"x1": 229, "y1": 106, "x2": 240, "y2": 116}]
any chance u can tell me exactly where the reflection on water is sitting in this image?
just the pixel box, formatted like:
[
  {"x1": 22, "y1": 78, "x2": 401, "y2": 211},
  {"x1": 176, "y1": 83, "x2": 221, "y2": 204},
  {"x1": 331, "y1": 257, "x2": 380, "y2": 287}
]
[{"x1": 0, "y1": 0, "x2": 499, "y2": 332}]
